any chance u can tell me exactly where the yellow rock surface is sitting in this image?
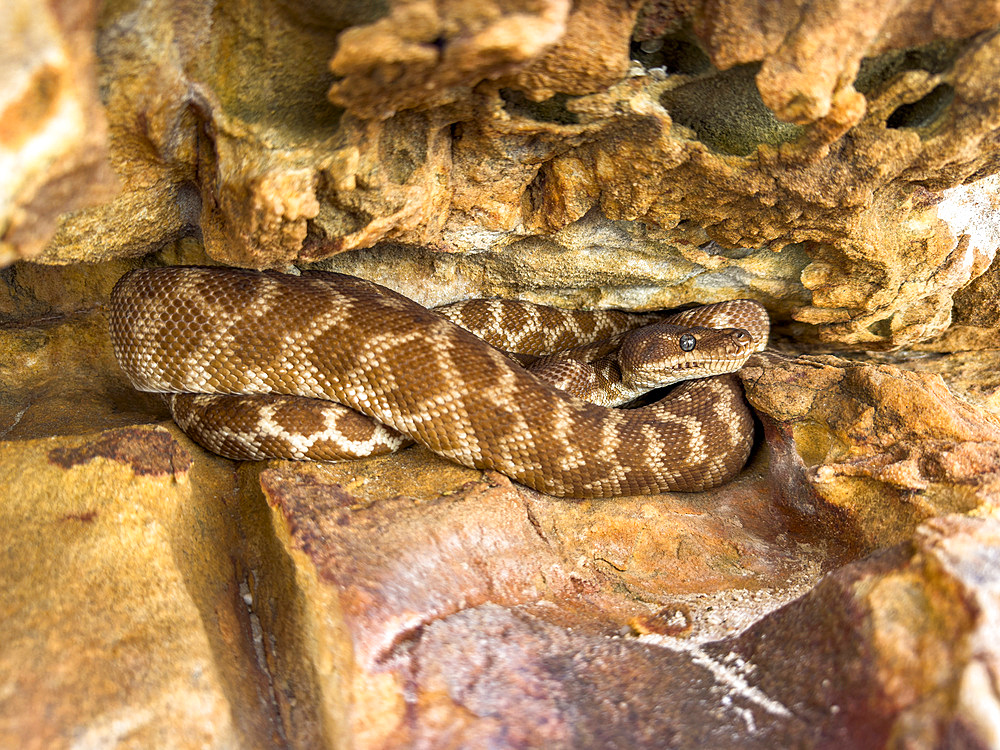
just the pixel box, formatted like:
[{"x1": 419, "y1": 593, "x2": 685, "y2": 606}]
[{"x1": 0, "y1": 427, "x2": 279, "y2": 748}]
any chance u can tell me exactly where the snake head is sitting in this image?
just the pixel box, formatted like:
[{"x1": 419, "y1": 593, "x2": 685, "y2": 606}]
[{"x1": 618, "y1": 323, "x2": 757, "y2": 391}]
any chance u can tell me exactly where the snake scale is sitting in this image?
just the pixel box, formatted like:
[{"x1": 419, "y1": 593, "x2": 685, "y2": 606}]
[{"x1": 109, "y1": 266, "x2": 768, "y2": 498}]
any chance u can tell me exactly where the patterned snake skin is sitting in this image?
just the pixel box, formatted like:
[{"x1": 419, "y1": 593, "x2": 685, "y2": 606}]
[{"x1": 109, "y1": 266, "x2": 768, "y2": 498}]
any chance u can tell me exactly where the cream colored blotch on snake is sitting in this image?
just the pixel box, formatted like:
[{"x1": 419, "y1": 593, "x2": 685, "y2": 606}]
[{"x1": 109, "y1": 266, "x2": 768, "y2": 498}]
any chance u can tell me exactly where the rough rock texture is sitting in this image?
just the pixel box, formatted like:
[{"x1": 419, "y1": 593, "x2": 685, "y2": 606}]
[
  {"x1": 252, "y1": 457, "x2": 829, "y2": 748},
  {"x1": 0, "y1": 423, "x2": 283, "y2": 748},
  {"x1": 246, "y1": 453, "x2": 1000, "y2": 748},
  {"x1": 740, "y1": 352, "x2": 1000, "y2": 551},
  {"x1": 16, "y1": 0, "x2": 997, "y2": 349},
  {"x1": 3, "y1": 0, "x2": 1000, "y2": 747},
  {"x1": 0, "y1": 0, "x2": 119, "y2": 263},
  {"x1": 713, "y1": 514, "x2": 1000, "y2": 748}
]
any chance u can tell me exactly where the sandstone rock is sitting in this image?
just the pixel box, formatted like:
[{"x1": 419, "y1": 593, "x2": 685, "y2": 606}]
[
  {"x1": 246, "y1": 458, "x2": 1000, "y2": 748},
  {"x1": 739, "y1": 352, "x2": 1000, "y2": 551},
  {"x1": 892, "y1": 348, "x2": 1000, "y2": 422},
  {"x1": 0, "y1": 278, "x2": 290, "y2": 745},
  {"x1": 251, "y1": 457, "x2": 828, "y2": 748},
  {"x1": 0, "y1": 260, "x2": 167, "y2": 443},
  {"x1": 0, "y1": 425, "x2": 281, "y2": 749},
  {"x1": 18, "y1": 0, "x2": 998, "y2": 350},
  {"x1": 3, "y1": 247, "x2": 1000, "y2": 749},
  {"x1": 713, "y1": 514, "x2": 1000, "y2": 749},
  {"x1": 313, "y1": 213, "x2": 813, "y2": 315},
  {"x1": 2, "y1": 255, "x2": 1000, "y2": 746},
  {"x1": 327, "y1": 0, "x2": 578, "y2": 118},
  {"x1": 683, "y1": 0, "x2": 1000, "y2": 125},
  {"x1": 0, "y1": 0, "x2": 119, "y2": 263}
]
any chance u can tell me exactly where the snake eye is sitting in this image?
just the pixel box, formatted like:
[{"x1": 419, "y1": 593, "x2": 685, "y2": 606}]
[{"x1": 679, "y1": 333, "x2": 696, "y2": 352}]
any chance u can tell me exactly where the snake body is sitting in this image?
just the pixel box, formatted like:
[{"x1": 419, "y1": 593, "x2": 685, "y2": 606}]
[{"x1": 109, "y1": 266, "x2": 767, "y2": 498}]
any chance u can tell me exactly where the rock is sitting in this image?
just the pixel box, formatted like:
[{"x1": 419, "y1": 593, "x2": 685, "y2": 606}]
[
  {"x1": 739, "y1": 352, "x2": 1000, "y2": 551},
  {"x1": 0, "y1": 0, "x2": 119, "y2": 263},
  {"x1": 893, "y1": 348, "x2": 1000, "y2": 422},
  {"x1": 0, "y1": 260, "x2": 167, "y2": 443},
  {"x1": 251, "y1": 457, "x2": 829, "y2": 748},
  {"x1": 686, "y1": 0, "x2": 1000, "y2": 125},
  {"x1": 712, "y1": 514, "x2": 1000, "y2": 749},
  {"x1": 17, "y1": 0, "x2": 997, "y2": 349},
  {"x1": 919, "y1": 198, "x2": 1000, "y2": 352},
  {"x1": 3, "y1": 249, "x2": 1000, "y2": 747},
  {"x1": 0, "y1": 425, "x2": 281, "y2": 748},
  {"x1": 313, "y1": 213, "x2": 814, "y2": 315},
  {"x1": 245, "y1": 460, "x2": 1000, "y2": 748},
  {"x1": 0, "y1": 282, "x2": 287, "y2": 746}
]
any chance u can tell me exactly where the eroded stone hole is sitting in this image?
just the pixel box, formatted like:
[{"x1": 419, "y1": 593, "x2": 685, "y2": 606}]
[
  {"x1": 630, "y1": 33, "x2": 711, "y2": 75},
  {"x1": 309, "y1": 173, "x2": 373, "y2": 239},
  {"x1": 659, "y1": 63, "x2": 804, "y2": 156},
  {"x1": 886, "y1": 84, "x2": 955, "y2": 130},
  {"x1": 522, "y1": 165, "x2": 552, "y2": 218},
  {"x1": 700, "y1": 240, "x2": 759, "y2": 260},
  {"x1": 854, "y1": 38, "x2": 966, "y2": 95},
  {"x1": 378, "y1": 111, "x2": 429, "y2": 184},
  {"x1": 499, "y1": 89, "x2": 580, "y2": 125},
  {"x1": 866, "y1": 317, "x2": 893, "y2": 340}
]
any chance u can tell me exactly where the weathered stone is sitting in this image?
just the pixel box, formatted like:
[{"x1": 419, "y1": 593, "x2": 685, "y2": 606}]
[
  {"x1": 892, "y1": 348, "x2": 1000, "y2": 422},
  {"x1": 712, "y1": 514, "x2": 1000, "y2": 749},
  {"x1": 0, "y1": 0, "x2": 119, "y2": 263},
  {"x1": 248, "y1": 458, "x2": 1000, "y2": 748},
  {"x1": 683, "y1": 0, "x2": 1000, "y2": 125},
  {"x1": 0, "y1": 261, "x2": 167, "y2": 443},
  {"x1": 18, "y1": 0, "x2": 999, "y2": 350},
  {"x1": 313, "y1": 213, "x2": 813, "y2": 316},
  {"x1": 919, "y1": 185, "x2": 1000, "y2": 351},
  {"x1": 0, "y1": 426, "x2": 280, "y2": 748},
  {"x1": 0, "y1": 269, "x2": 300, "y2": 745},
  {"x1": 251, "y1": 457, "x2": 830, "y2": 748},
  {"x1": 328, "y1": 0, "x2": 576, "y2": 118},
  {"x1": 739, "y1": 352, "x2": 1000, "y2": 551},
  {"x1": 4, "y1": 243, "x2": 1000, "y2": 748}
]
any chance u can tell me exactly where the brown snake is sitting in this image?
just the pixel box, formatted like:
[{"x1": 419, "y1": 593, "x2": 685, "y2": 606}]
[{"x1": 109, "y1": 266, "x2": 768, "y2": 498}]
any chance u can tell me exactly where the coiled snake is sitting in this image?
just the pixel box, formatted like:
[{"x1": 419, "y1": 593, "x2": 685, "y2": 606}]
[{"x1": 109, "y1": 266, "x2": 768, "y2": 498}]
